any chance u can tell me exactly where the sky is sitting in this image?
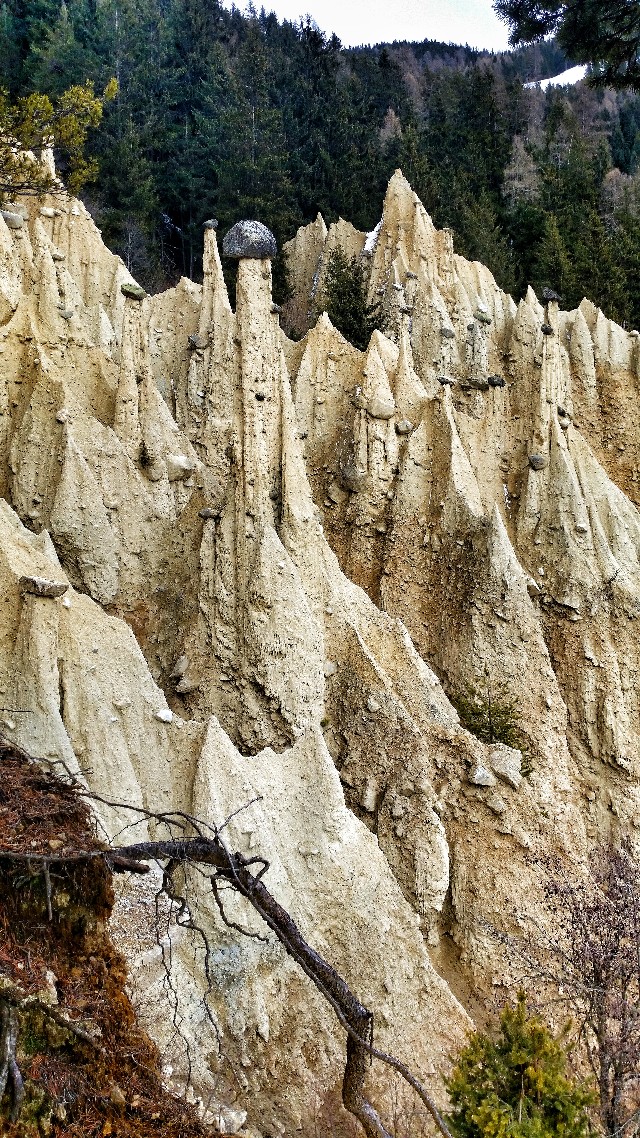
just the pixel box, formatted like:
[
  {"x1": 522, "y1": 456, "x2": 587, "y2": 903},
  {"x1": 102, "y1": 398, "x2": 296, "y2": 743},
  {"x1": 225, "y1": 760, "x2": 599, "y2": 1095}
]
[{"x1": 223, "y1": 0, "x2": 513, "y2": 51}]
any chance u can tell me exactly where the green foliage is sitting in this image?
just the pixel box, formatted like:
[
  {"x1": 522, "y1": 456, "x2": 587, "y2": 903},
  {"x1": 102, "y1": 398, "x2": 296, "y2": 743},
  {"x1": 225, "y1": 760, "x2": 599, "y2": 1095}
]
[
  {"x1": 532, "y1": 212, "x2": 575, "y2": 300},
  {"x1": 493, "y1": 0, "x2": 640, "y2": 90},
  {"x1": 0, "y1": 78, "x2": 116, "y2": 198},
  {"x1": 321, "y1": 247, "x2": 383, "y2": 350},
  {"x1": 447, "y1": 994, "x2": 596, "y2": 1138},
  {"x1": 450, "y1": 678, "x2": 526, "y2": 753}
]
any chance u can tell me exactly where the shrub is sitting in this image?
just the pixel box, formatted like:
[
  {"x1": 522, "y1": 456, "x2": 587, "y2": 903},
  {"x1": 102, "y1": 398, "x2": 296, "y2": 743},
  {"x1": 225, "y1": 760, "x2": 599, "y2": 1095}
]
[
  {"x1": 446, "y1": 993, "x2": 596, "y2": 1138},
  {"x1": 450, "y1": 678, "x2": 526, "y2": 752}
]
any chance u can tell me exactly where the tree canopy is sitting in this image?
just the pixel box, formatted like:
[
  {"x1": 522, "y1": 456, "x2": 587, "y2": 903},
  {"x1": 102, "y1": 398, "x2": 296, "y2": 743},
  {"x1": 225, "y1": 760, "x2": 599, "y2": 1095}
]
[
  {"x1": 3, "y1": 2, "x2": 640, "y2": 330},
  {"x1": 508, "y1": 846, "x2": 640, "y2": 1138},
  {"x1": 494, "y1": 1, "x2": 640, "y2": 89}
]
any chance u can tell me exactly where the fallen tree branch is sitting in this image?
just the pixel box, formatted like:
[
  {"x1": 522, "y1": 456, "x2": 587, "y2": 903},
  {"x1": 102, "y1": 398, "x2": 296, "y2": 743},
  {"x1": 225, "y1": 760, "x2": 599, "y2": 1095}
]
[
  {"x1": 0, "y1": 833, "x2": 453, "y2": 1138},
  {"x1": 0, "y1": 981, "x2": 104, "y2": 1050}
]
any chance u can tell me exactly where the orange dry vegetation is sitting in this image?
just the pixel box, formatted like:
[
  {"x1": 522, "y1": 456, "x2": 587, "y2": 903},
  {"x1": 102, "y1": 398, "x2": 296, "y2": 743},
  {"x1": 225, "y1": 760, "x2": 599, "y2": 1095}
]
[{"x1": 0, "y1": 739, "x2": 210, "y2": 1137}]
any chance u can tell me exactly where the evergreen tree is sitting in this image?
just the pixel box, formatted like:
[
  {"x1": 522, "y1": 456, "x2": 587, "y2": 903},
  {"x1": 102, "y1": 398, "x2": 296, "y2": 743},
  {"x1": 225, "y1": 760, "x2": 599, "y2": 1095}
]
[
  {"x1": 321, "y1": 247, "x2": 382, "y2": 351},
  {"x1": 0, "y1": 2, "x2": 24, "y2": 91},
  {"x1": 27, "y1": 1, "x2": 99, "y2": 95},
  {"x1": 447, "y1": 994, "x2": 595, "y2": 1138},
  {"x1": 494, "y1": 0, "x2": 640, "y2": 89},
  {"x1": 572, "y1": 209, "x2": 629, "y2": 322},
  {"x1": 532, "y1": 212, "x2": 575, "y2": 302},
  {"x1": 0, "y1": 78, "x2": 116, "y2": 197},
  {"x1": 4, "y1": 0, "x2": 640, "y2": 313}
]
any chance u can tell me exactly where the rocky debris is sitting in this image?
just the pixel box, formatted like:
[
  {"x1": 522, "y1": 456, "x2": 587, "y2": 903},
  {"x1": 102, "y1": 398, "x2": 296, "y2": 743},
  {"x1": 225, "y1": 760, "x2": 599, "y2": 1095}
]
[
  {"x1": 487, "y1": 744, "x2": 523, "y2": 789},
  {"x1": 222, "y1": 219, "x2": 277, "y2": 259},
  {"x1": 488, "y1": 374, "x2": 505, "y2": 387},
  {"x1": 486, "y1": 791, "x2": 507, "y2": 815},
  {"x1": 170, "y1": 655, "x2": 188, "y2": 679},
  {"x1": 166, "y1": 454, "x2": 195, "y2": 481},
  {"x1": 210, "y1": 1106, "x2": 247, "y2": 1134},
  {"x1": 468, "y1": 763, "x2": 497, "y2": 787},
  {"x1": 0, "y1": 210, "x2": 24, "y2": 229},
  {"x1": 175, "y1": 676, "x2": 198, "y2": 694}
]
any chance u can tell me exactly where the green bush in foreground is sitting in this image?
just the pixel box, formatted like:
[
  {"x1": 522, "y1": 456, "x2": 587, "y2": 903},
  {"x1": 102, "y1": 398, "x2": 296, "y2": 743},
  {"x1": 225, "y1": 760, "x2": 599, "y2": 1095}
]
[{"x1": 446, "y1": 994, "x2": 595, "y2": 1138}]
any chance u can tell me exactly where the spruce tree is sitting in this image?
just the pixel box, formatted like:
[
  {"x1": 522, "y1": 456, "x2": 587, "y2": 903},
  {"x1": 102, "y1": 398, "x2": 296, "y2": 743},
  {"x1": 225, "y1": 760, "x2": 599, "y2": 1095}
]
[
  {"x1": 532, "y1": 213, "x2": 575, "y2": 303},
  {"x1": 321, "y1": 247, "x2": 382, "y2": 351}
]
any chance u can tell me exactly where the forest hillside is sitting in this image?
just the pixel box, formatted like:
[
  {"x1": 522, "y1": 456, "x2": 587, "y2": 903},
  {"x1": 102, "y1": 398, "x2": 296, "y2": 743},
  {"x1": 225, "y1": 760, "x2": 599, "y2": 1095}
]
[{"x1": 2, "y1": 0, "x2": 640, "y2": 325}]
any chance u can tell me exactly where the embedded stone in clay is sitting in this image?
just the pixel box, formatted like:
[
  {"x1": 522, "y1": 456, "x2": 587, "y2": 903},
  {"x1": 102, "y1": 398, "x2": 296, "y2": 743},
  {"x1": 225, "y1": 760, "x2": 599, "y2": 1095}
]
[
  {"x1": 222, "y1": 220, "x2": 277, "y2": 259},
  {"x1": 166, "y1": 454, "x2": 195, "y2": 481},
  {"x1": 19, "y1": 575, "x2": 68, "y2": 598},
  {"x1": 121, "y1": 282, "x2": 147, "y2": 301},
  {"x1": 528, "y1": 453, "x2": 548, "y2": 471},
  {"x1": 1, "y1": 211, "x2": 24, "y2": 229}
]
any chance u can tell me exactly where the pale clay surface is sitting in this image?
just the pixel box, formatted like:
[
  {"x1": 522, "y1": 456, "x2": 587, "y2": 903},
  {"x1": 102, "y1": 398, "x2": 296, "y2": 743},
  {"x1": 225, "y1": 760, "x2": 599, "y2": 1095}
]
[{"x1": 1, "y1": 167, "x2": 639, "y2": 1131}]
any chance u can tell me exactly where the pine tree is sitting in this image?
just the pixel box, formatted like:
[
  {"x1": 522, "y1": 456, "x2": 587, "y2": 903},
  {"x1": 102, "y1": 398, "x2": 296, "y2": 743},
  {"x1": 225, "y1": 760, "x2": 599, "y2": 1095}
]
[{"x1": 447, "y1": 994, "x2": 595, "y2": 1138}]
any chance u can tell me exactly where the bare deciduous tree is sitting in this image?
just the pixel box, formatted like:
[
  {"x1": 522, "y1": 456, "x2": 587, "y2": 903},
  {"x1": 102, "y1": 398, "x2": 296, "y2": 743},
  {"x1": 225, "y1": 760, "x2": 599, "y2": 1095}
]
[{"x1": 503, "y1": 845, "x2": 640, "y2": 1138}]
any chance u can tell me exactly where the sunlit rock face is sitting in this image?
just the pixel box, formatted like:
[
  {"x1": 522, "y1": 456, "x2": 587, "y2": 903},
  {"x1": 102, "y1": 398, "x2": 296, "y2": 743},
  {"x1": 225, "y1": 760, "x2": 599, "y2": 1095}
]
[{"x1": 1, "y1": 165, "x2": 639, "y2": 1134}]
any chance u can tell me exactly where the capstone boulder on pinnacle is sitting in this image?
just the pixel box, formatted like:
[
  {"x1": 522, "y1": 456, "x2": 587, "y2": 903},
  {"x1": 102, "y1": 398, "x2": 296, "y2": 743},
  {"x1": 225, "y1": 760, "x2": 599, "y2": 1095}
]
[
  {"x1": 222, "y1": 220, "x2": 277, "y2": 259},
  {"x1": 541, "y1": 287, "x2": 562, "y2": 303}
]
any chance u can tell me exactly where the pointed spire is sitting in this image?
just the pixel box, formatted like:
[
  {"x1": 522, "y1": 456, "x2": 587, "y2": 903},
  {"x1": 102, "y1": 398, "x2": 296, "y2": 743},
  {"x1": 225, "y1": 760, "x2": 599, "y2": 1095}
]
[{"x1": 394, "y1": 328, "x2": 428, "y2": 424}]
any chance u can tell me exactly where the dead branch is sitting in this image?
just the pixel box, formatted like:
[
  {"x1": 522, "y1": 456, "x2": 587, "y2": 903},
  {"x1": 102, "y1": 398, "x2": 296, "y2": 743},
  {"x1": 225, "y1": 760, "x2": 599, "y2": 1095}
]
[
  {"x1": 0, "y1": 981, "x2": 104, "y2": 1050},
  {"x1": 0, "y1": 1000, "x2": 24, "y2": 1122},
  {"x1": 0, "y1": 833, "x2": 453, "y2": 1138}
]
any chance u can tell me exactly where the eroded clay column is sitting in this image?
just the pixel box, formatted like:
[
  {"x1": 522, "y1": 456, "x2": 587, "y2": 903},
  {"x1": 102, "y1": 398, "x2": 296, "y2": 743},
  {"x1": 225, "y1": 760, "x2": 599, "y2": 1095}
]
[{"x1": 222, "y1": 220, "x2": 280, "y2": 533}]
